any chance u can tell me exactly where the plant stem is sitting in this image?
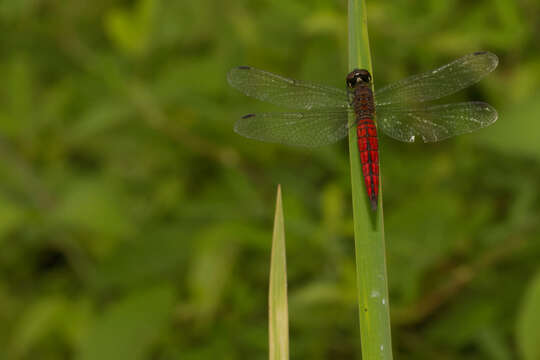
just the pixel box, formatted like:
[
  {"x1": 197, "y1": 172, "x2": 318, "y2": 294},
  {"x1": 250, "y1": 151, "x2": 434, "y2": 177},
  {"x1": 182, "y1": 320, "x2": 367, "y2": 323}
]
[{"x1": 348, "y1": 0, "x2": 394, "y2": 359}]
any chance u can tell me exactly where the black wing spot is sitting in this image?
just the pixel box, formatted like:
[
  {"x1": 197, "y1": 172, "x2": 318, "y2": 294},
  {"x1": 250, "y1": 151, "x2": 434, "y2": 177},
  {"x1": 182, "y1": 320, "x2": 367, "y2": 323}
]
[
  {"x1": 242, "y1": 114, "x2": 256, "y2": 119},
  {"x1": 473, "y1": 51, "x2": 487, "y2": 55},
  {"x1": 238, "y1": 66, "x2": 251, "y2": 70}
]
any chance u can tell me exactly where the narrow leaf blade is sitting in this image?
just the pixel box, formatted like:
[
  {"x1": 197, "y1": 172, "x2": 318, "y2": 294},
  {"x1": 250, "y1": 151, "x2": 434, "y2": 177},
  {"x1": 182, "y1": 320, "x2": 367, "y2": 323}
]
[
  {"x1": 268, "y1": 185, "x2": 289, "y2": 360},
  {"x1": 348, "y1": 0, "x2": 394, "y2": 359}
]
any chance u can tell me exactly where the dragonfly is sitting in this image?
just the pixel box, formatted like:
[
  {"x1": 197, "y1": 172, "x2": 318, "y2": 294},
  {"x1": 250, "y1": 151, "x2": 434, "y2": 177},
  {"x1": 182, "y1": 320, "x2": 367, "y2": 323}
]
[{"x1": 227, "y1": 51, "x2": 499, "y2": 211}]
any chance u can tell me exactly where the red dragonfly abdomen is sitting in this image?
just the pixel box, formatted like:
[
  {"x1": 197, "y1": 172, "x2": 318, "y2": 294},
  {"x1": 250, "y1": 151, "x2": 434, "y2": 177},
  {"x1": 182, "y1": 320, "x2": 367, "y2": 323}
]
[{"x1": 353, "y1": 85, "x2": 379, "y2": 211}]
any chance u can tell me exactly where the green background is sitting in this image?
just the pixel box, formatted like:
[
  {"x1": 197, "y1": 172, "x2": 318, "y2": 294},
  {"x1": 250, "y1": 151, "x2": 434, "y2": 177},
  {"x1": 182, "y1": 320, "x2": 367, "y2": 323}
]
[{"x1": 1, "y1": 0, "x2": 540, "y2": 359}]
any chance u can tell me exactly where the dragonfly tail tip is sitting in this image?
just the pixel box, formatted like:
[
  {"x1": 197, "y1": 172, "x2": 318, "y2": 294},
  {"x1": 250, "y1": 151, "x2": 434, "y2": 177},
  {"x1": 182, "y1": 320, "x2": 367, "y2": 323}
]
[{"x1": 370, "y1": 198, "x2": 378, "y2": 212}]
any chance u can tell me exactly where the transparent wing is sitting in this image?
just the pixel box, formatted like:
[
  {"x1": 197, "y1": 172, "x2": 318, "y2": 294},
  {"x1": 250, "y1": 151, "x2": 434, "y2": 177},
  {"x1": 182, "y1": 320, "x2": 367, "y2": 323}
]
[
  {"x1": 375, "y1": 52, "x2": 498, "y2": 106},
  {"x1": 234, "y1": 110, "x2": 350, "y2": 147},
  {"x1": 377, "y1": 101, "x2": 498, "y2": 143},
  {"x1": 227, "y1": 66, "x2": 350, "y2": 110}
]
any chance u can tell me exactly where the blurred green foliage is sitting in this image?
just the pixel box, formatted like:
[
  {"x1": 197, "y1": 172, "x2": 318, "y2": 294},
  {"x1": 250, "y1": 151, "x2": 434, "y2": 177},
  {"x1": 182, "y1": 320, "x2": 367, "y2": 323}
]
[{"x1": 0, "y1": 0, "x2": 539, "y2": 359}]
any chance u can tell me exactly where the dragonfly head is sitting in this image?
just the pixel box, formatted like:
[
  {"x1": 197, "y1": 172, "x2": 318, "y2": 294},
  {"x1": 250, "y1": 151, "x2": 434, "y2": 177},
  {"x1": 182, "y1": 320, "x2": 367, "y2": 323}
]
[{"x1": 346, "y1": 69, "x2": 372, "y2": 88}]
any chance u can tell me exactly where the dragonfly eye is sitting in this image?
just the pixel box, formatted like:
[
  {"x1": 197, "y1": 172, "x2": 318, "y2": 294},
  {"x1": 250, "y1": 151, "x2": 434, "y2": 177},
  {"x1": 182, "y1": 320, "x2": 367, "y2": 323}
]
[
  {"x1": 357, "y1": 69, "x2": 372, "y2": 83},
  {"x1": 346, "y1": 69, "x2": 372, "y2": 88}
]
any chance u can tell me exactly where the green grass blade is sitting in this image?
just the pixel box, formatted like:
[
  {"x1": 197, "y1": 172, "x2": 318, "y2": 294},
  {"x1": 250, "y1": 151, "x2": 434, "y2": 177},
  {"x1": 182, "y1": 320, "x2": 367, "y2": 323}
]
[
  {"x1": 268, "y1": 185, "x2": 289, "y2": 360},
  {"x1": 348, "y1": 1, "x2": 394, "y2": 359}
]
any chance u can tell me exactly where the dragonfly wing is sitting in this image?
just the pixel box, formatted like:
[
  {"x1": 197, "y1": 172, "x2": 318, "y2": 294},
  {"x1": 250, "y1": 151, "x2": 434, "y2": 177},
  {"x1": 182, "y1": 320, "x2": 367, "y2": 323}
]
[
  {"x1": 234, "y1": 110, "x2": 350, "y2": 147},
  {"x1": 377, "y1": 101, "x2": 498, "y2": 143},
  {"x1": 228, "y1": 66, "x2": 350, "y2": 110},
  {"x1": 375, "y1": 52, "x2": 498, "y2": 105}
]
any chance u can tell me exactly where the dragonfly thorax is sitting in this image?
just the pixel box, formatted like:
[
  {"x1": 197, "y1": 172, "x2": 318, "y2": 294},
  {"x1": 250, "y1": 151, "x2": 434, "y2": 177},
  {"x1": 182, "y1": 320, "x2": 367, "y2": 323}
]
[{"x1": 347, "y1": 69, "x2": 372, "y2": 88}]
